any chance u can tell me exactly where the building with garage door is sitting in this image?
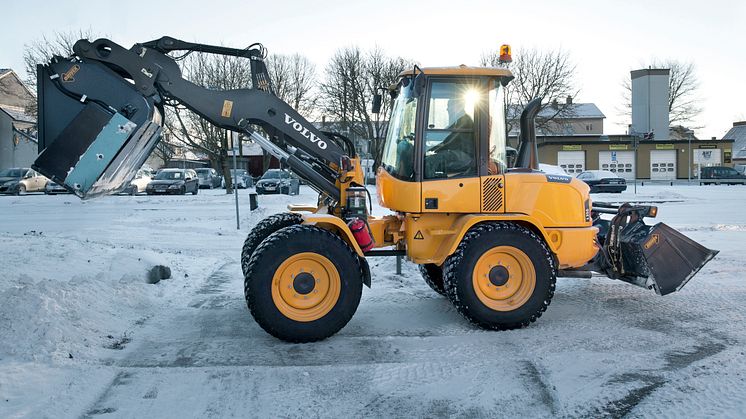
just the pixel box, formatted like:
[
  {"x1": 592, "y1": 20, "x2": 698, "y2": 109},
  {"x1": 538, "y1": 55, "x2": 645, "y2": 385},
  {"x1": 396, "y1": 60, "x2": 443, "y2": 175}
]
[
  {"x1": 529, "y1": 67, "x2": 736, "y2": 180},
  {"x1": 537, "y1": 136, "x2": 734, "y2": 180}
]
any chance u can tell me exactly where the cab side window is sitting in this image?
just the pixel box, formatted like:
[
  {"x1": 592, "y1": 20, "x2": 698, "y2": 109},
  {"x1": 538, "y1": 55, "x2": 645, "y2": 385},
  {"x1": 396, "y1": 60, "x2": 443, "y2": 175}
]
[{"x1": 423, "y1": 81, "x2": 480, "y2": 179}]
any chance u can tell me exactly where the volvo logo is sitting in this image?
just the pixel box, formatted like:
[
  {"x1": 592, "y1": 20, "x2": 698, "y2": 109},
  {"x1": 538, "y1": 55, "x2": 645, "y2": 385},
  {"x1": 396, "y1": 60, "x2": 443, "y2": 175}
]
[{"x1": 284, "y1": 114, "x2": 327, "y2": 150}]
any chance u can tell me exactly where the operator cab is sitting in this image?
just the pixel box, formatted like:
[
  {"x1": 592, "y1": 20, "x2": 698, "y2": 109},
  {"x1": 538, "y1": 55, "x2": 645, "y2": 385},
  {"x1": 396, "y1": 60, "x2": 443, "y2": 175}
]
[{"x1": 377, "y1": 66, "x2": 514, "y2": 213}]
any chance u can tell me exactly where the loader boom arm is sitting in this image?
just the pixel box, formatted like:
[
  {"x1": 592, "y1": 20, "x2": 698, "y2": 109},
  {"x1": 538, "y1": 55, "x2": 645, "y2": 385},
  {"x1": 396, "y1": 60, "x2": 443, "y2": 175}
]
[{"x1": 62, "y1": 36, "x2": 352, "y2": 201}]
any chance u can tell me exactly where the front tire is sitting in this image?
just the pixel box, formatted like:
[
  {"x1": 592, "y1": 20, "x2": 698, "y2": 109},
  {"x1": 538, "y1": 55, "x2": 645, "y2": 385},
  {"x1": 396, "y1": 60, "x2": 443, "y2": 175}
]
[
  {"x1": 244, "y1": 225, "x2": 363, "y2": 342},
  {"x1": 443, "y1": 222, "x2": 556, "y2": 330},
  {"x1": 15, "y1": 184, "x2": 26, "y2": 196}
]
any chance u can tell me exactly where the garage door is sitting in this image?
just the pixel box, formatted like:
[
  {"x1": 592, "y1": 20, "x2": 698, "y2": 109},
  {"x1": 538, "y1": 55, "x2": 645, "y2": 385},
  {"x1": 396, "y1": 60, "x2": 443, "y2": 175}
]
[
  {"x1": 557, "y1": 151, "x2": 585, "y2": 175},
  {"x1": 650, "y1": 150, "x2": 676, "y2": 180},
  {"x1": 599, "y1": 151, "x2": 635, "y2": 180}
]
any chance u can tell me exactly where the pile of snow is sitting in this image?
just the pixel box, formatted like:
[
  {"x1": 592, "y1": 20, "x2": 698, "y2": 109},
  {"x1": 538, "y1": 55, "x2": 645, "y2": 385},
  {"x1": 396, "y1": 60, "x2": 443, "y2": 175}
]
[{"x1": 0, "y1": 248, "x2": 171, "y2": 362}]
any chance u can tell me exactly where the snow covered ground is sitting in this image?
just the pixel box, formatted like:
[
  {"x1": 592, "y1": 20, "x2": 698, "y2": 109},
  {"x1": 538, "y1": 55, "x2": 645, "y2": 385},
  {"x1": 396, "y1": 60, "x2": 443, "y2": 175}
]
[{"x1": 0, "y1": 183, "x2": 744, "y2": 418}]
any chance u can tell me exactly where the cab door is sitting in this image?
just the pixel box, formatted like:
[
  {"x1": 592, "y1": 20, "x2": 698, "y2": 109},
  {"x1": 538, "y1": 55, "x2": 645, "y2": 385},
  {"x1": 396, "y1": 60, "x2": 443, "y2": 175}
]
[
  {"x1": 420, "y1": 78, "x2": 483, "y2": 213},
  {"x1": 479, "y1": 78, "x2": 507, "y2": 213}
]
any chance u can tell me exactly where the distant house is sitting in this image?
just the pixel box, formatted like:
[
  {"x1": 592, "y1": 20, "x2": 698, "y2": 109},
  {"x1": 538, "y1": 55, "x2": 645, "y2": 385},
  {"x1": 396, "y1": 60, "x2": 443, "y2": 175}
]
[
  {"x1": 508, "y1": 97, "x2": 605, "y2": 138},
  {"x1": 0, "y1": 69, "x2": 37, "y2": 168},
  {"x1": 722, "y1": 121, "x2": 746, "y2": 165},
  {"x1": 669, "y1": 125, "x2": 698, "y2": 142}
]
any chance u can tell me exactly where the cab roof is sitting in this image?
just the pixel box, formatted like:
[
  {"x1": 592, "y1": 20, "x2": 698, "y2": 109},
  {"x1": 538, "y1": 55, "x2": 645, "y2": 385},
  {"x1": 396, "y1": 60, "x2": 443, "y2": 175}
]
[{"x1": 399, "y1": 65, "x2": 513, "y2": 78}]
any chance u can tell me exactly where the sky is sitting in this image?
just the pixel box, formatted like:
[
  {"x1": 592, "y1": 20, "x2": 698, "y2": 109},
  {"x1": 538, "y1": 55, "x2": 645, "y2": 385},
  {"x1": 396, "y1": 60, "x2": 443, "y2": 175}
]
[{"x1": 1, "y1": 0, "x2": 744, "y2": 138}]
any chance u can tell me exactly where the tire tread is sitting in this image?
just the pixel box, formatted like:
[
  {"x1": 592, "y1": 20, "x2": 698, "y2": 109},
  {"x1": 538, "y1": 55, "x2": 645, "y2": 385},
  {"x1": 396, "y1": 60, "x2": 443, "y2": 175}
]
[
  {"x1": 244, "y1": 224, "x2": 362, "y2": 343},
  {"x1": 443, "y1": 222, "x2": 556, "y2": 330}
]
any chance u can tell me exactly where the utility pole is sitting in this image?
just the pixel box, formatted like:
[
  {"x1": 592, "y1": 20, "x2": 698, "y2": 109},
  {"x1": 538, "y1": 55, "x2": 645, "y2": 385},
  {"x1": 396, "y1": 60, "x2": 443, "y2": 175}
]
[
  {"x1": 231, "y1": 131, "x2": 240, "y2": 230},
  {"x1": 634, "y1": 134, "x2": 639, "y2": 194},
  {"x1": 688, "y1": 136, "x2": 692, "y2": 183}
]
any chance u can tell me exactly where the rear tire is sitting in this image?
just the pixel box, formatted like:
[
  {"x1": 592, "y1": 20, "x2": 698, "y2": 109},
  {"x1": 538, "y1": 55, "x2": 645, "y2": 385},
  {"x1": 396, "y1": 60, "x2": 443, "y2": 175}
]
[
  {"x1": 241, "y1": 212, "x2": 303, "y2": 276},
  {"x1": 244, "y1": 225, "x2": 363, "y2": 342},
  {"x1": 419, "y1": 264, "x2": 446, "y2": 296},
  {"x1": 443, "y1": 222, "x2": 556, "y2": 330}
]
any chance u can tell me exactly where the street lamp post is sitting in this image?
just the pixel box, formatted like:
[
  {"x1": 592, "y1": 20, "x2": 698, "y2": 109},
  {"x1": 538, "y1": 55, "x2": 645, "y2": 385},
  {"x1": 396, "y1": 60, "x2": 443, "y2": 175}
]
[
  {"x1": 688, "y1": 136, "x2": 692, "y2": 183},
  {"x1": 231, "y1": 132, "x2": 240, "y2": 230},
  {"x1": 633, "y1": 135, "x2": 639, "y2": 194}
]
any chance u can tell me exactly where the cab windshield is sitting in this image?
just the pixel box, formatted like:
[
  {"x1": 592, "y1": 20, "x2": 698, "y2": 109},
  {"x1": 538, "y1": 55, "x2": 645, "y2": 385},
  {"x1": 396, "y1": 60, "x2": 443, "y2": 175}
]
[{"x1": 381, "y1": 81, "x2": 418, "y2": 180}]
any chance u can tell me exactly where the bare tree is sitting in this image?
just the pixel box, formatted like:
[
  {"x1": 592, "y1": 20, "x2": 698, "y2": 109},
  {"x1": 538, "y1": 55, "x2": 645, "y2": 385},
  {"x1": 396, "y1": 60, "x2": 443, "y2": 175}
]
[
  {"x1": 21, "y1": 29, "x2": 99, "y2": 116},
  {"x1": 266, "y1": 53, "x2": 318, "y2": 119},
  {"x1": 480, "y1": 47, "x2": 579, "y2": 135},
  {"x1": 149, "y1": 133, "x2": 177, "y2": 168},
  {"x1": 620, "y1": 59, "x2": 703, "y2": 127},
  {"x1": 320, "y1": 46, "x2": 414, "y2": 167},
  {"x1": 164, "y1": 52, "x2": 253, "y2": 193}
]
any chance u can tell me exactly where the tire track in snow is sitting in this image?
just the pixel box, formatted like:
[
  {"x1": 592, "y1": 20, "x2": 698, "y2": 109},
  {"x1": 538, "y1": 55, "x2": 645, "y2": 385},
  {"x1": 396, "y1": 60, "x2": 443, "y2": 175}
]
[{"x1": 80, "y1": 371, "x2": 135, "y2": 418}]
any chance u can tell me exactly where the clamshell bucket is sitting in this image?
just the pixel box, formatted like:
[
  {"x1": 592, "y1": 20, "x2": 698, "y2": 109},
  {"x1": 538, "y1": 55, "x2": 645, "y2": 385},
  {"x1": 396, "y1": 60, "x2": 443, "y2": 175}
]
[
  {"x1": 590, "y1": 203, "x2": 718, "y2": 295},
  {"x1": 32, "y1": 59, "x2": 162, "y2": 199}
]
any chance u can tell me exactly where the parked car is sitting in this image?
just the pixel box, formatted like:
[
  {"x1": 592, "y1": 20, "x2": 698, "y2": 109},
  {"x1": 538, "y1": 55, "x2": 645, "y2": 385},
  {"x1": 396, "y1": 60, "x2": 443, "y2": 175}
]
[
  {"x1": 577, "y1": 170, "x2": 627, "y2": 193},
  {"x1": 700, "y1": 166, "x2": 746, "y2": 185},
  {"x1": 195, "y1": 168, "x2": 222, "y2": 189},
  {"x1": 146, "y1": 169, "x2": 199, "y2": 195},
  {"x1": 222, "y1": 169, "x2": 253, "y2": 189},
  {"x1": 44, "y1": 180, "x2": 70, "y2": 195},
  {"x1": 735, "y1": 164, "x2": 745, "y2": 175},
  {"x1": 123, "y1": 169, "x2": 152, "y2": 195},
  {"x1": 0, "y1": 168, "x2": 48, "y2": 195},
  {"x1": 256, "y1": 169, "x2": 300, "y2": 195}
]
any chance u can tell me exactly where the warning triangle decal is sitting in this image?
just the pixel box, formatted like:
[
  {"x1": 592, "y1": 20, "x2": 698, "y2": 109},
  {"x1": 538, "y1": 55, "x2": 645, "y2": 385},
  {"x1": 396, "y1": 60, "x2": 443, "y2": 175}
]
[{"x1": 414, "y1": 230, "x2": 424, "y2": 240}]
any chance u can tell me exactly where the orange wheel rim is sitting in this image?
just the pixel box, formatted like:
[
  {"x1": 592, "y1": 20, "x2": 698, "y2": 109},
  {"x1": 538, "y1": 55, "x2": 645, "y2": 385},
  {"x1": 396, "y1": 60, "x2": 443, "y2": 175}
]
[
  {"x1": 271, "y1": 252, "x2": 341, "y2": 322},
  {"x1": 472, "y1": 246, "x2": 536, "y2": 311}
]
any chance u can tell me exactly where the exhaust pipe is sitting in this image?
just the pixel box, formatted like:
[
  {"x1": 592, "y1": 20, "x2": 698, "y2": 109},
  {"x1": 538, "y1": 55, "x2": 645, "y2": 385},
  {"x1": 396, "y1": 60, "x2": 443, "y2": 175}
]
[{"x1": 516, "y1": 97, "x2": 542, "y2": 170}]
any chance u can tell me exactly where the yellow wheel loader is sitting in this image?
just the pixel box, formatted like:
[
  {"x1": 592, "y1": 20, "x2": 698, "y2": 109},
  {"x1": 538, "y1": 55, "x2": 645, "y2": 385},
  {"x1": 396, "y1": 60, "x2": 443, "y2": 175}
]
[{"x1": 31, "y1": 37, "x2": 718, "y2": 342}]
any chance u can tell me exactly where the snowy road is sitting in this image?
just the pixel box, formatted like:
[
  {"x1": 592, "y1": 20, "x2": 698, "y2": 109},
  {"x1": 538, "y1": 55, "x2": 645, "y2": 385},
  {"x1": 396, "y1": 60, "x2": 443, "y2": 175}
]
[{"x1": 1, "y1": 185, "x2": 745, "y2": 418}]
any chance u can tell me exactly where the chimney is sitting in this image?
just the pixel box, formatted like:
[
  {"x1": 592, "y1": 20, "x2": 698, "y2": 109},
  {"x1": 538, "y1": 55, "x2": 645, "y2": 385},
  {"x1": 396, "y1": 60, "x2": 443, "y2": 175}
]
[
  {"x1": 566, "y1": 96, "x2": 573, "y2": 104},
  {"x1": 631, "y1": 68, "x2": 670, "y2": 141}
]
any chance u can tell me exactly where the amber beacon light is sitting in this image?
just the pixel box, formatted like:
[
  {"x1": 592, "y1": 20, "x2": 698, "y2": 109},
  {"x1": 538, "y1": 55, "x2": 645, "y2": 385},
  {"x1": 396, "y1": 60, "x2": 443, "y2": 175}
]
[{"x1": 499, "y1": 44, "x2": 512, "y2": 64}]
